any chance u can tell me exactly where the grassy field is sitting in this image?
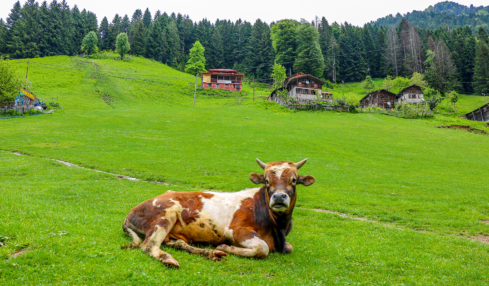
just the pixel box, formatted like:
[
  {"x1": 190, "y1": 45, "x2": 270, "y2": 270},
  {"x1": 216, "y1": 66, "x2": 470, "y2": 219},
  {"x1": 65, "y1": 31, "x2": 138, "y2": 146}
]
[{"x1": 1, "y1": 55, "x2": 489, "y2": 284}]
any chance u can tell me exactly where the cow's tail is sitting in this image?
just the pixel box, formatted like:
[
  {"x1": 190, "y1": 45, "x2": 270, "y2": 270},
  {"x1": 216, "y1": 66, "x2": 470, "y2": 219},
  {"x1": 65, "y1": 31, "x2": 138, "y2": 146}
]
[{"x1": 121, "y1": 217, "x2": 143, "y2": 249}]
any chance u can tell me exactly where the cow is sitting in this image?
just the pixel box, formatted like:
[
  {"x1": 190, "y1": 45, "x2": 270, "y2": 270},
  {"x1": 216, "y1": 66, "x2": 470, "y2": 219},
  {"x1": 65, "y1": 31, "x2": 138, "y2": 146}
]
[{"x1": 121, "y1": 158, "x2": 315, "y2": 268}]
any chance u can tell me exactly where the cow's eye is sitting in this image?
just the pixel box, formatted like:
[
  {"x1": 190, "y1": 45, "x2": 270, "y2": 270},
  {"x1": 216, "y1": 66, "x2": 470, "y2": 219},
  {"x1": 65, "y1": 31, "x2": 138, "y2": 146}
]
[
  {"x1": 265, "y1": 179, "x2": 269, "y2": 185},
  {"x1": 292, "y1": 178, "x2": 297, "y2": 184}
]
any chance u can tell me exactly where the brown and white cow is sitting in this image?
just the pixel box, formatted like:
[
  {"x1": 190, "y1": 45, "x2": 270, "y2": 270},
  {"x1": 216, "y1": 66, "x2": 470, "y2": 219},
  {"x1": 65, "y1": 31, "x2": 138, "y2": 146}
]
[{"x1": 121, "y1": 159, "x2": 315, "y2": 268}]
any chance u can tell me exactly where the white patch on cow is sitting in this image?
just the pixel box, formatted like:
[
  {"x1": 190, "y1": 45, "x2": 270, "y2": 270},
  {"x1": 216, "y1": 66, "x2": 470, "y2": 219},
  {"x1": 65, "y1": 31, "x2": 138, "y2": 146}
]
[
  {"x1": 240, "y1": 236, "x2": 269, "y2": 257},
  {"x1": 161, "y1": 199, "x2": 188, "y2": 227},
  {"x1": 224, "y1": 229, "x2": 235, "y2": 244},
  {"x1": 270, "y1": 163, "x2": 290, "y2": 179},
  {"x1": 152, "y1": 199, "x2": 161, "y2": 208},
  {"x1": 199, "y1": 188, "x2": 260, "y2": 238}
]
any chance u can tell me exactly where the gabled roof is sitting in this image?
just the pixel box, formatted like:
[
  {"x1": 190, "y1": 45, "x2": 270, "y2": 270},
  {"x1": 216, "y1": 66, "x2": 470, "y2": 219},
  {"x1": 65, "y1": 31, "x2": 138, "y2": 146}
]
[
  {"x1": 359, "y1": 89, "x2": 397, "y2": 102},
  {"x1": 396, "y1": 84, "x2": 423, "y2": 98},
  {"x1": 283, "y1": 73, "x2": 325, "y2": 87},
  {"x1": 464, "y1": 103, "x2": 489, "y2": 117}
]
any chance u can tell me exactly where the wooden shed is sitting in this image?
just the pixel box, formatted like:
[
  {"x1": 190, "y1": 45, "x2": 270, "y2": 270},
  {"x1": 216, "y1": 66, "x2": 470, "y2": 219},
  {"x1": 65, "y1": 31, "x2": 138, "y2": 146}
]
[
  {"x1": 359, "y1": 89, "x2": 396, "y2": 109},
  {"x1": 396, "y1": 84, "x2": 424, "y2": 104},
  {"x1": 270, "y1": 73, "x2": 326, "y2": 101},
  {"x1": 465, "y1": 103, "x2": 489, "y2": 122}
]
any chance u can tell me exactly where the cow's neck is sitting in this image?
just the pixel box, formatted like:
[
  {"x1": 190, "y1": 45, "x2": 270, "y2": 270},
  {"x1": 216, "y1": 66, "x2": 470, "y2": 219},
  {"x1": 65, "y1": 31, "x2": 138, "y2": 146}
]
[{"x1": 253, "y1": 186, "x2": 293, "y2": 253}]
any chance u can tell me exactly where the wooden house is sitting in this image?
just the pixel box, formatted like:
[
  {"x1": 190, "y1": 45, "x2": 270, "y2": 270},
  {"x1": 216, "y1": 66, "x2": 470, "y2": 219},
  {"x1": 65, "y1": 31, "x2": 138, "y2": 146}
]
[
  {"x1": 359, "y1": 89, "x2": 396, "y2": 109},
  {"x1": 395, "y1": 84, "x2": 424, "y2": 104},
  {"x1": 465, "y1": 103, "x2": 489, "y2": 122},
  {"x1": 201, "y1": 69, "x2": 244, "y2": 91},
  {"x1": 270, "y1": 73, "x2": 326, "y2": 102}
]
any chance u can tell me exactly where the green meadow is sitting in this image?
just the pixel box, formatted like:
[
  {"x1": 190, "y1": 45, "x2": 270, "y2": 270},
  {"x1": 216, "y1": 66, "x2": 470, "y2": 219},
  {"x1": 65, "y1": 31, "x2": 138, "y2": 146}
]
[{"x1": 1, "y1": 55, "x2": 489, "y2": 285}]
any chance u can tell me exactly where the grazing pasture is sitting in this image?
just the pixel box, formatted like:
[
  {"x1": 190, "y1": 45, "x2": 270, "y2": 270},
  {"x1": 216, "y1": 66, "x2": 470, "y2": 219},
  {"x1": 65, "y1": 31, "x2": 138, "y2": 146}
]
[{"x1": 1, "y1": 56, "x2": 488, "y2": 284}]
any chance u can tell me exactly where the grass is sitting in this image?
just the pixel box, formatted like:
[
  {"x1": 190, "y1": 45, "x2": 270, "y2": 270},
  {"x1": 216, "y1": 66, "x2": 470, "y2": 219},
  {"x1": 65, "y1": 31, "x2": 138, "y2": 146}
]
[{"x1": 1, "y1": 55, "x2": 489, "y2": 284}]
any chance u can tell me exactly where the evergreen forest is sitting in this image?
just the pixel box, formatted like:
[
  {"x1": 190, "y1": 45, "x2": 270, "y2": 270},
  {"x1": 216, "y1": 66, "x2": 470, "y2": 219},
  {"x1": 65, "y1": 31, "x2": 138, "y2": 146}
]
[{"x1": 1, "y1": 0, "x2": 489, "y2": 95}]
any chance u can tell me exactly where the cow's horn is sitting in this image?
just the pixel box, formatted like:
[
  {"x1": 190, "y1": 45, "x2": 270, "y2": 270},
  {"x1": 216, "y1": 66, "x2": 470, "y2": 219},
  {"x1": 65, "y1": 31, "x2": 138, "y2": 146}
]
[
  {"x1": 256, "y1": 158, "x2": 266, "y2": 169},
  {"x1": 296, "y1": 158, "x2": 308, "y2": 169}
]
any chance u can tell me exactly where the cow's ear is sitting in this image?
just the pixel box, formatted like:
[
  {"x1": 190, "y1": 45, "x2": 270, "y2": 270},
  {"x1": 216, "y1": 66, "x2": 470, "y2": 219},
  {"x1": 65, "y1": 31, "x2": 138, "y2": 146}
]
[
  {"x1": 249, "y1": 172, "x2": 266, "y2": 184},
  {"x1": 297, "y1": 175, "x2": 315, "y2": 186}
]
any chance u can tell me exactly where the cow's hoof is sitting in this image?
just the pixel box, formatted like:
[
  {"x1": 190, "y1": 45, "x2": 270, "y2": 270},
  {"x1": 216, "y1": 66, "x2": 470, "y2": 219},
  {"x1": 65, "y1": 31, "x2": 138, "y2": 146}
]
[
  {"x1": 162, "y1": 257, "x2": 180, "y2": 268},
  {"x1": 211, "y1": 250, "x2": 227, "y2": 261},
  {"x1": 284, "y1": 242, "x2": 293, "y2": 254}
]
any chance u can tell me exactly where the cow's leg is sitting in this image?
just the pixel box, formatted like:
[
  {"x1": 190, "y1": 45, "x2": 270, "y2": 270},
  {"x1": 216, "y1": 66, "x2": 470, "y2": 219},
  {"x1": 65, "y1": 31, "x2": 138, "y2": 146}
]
[
  {"x1": 121, "y1": 218, "x2": 143, "y2": 249},
  {"x1": 216, "y1": 230, "x2": 269, "y2": 258},
  {"x1": 140, "y1": 215, "x2": 180, "y2": 268},
  {"x1": 165, "y1": 239, "x2": 227, "y2": 261},
  {"x1": 285, "y1": 242, "x2": 293, "y2": 254}
]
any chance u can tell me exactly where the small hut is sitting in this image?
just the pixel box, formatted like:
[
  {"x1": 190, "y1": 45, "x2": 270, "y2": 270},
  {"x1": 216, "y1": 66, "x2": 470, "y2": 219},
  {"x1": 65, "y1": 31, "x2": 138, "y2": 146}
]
[
  {"x1": 270, "y1": 73, "x2": 326, "y2": 103},
  {"x1": 359, "y1": 89, "x2": 396, "y2": 109},
  {"x1": 465, "y1": 103, "x2": 489, "y2": 122},
  {"x1": 395, "y1": 84, "x2": 424, "y2": 104}
]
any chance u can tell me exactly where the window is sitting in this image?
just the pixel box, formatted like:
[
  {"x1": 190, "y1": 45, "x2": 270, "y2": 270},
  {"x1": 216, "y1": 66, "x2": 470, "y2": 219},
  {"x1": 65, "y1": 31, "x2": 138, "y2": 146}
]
[
  {"x1": 231, "y1": 76, "x2": 235, "y2": 81},
  {"x1": 233, "y1": 84, "x2": 236, "y2": 89},
  {"x1": 224, "y1": 76, "x2": 230, "y2": 80},
  {"x1": 207, "y1": 83, "x2": 211, "y2": 88},
  {"x1": 216, "y1": 84, "x2": 220, "y2": 88},
  {"x1": 237, "y1": 85, "x2": 241, "y2": 91},
  {"x1": 225, "y1": 84, "x2": 229, "y2": 88}
]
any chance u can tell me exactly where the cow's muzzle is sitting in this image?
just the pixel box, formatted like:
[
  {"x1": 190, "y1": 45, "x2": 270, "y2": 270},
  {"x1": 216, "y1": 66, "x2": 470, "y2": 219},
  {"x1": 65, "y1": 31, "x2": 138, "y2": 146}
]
[{"x1": 270, "y1": 192, "x2": 290, "y2": 212}]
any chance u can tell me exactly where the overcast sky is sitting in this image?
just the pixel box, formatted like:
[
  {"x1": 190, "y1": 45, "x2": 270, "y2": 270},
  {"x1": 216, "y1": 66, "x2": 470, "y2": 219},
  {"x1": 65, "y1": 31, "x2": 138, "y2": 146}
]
[{"x1": 1, "y1": 0, "x2": 488, "y2": 26}]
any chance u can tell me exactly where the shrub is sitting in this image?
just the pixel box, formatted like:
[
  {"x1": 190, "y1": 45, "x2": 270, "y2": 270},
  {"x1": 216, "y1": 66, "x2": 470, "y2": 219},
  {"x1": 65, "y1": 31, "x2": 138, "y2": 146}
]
[
  {"x1": 5, "y1": 109, "x2": 21, "y2": 117},
  {"x1": 24, "y1": 109, "x2": 42, "y2": 115}
]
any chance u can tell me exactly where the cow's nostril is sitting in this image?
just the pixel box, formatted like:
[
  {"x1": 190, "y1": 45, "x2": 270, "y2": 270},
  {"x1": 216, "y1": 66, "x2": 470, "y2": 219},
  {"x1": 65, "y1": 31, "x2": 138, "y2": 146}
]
[{"x1": 282, "y1": 194, "x2": 287, "y2": 199}]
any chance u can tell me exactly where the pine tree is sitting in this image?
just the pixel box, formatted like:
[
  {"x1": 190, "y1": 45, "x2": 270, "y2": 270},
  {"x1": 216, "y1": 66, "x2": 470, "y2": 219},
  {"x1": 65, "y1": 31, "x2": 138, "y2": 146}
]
[
  {"x1": 473, "y1": 40, "x2": 489, "y2": 95},
  {"x1": 99, "y1": 17, "x2": 110, "y2": 50},
  {"x1": 247, "y1": 19, "x2": 274, "y2": 79},
  {"x1": 165, "y1": 19, "x2": 182, "y2": 68},
  {"x1": 374, "y1": 27, "x2": 386, "y2": 78},
  {"x1": 144, "y1": 21, "x2": 163, "y2": 61},
  {"x1": 185, "y1": 41, "x2": 207, "y2": 75},
  {"x1": 0, "y1": 19, "x2": 7, "y2": 55},
  {"x1": 129, "y1": 20, "x2": 145, "y2": 56},
  {"x1": 478, "y1": 27, "x2": 489, "y2": 45},
  {"x1": 5, "y1": 1, "x2": 24, "y2": 58},
  {"x1": 131, "y1": 9, "x2": 142, "y2": 24},
  {"x1": 107, "y1": 14, "x2": 122, "y2": 50},
  {"x1": 121, "y1": 15, "x2": 130, "y2": 34},
  {"x1": 19, "y1": 0, "x2": 42, "y2": 58},
  {"x1": 142, "y1": 8, "x2": 152, "y2": 28},
  {"x1": 116, "y1": 33, "x2": 130, "y2": 59},
  {"x1": 293, "y1": 23, "x2": 325, "y2": 78},
  {"x1": 361, "y1": 25, "x2": 376, "y2": 77},
  {"x1": 339, "y1": 24, "x2": 366, "y2": 82},
  {"x1": 207, "y1": 28, "x2": 223, "y2": 68},
  {"x1": 271, "y1": 19, "x2": 299, "y2": 75}
]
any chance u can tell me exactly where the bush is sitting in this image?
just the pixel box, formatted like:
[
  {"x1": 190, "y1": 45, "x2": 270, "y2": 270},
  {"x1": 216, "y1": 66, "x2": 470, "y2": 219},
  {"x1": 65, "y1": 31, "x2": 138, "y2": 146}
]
[
  {"x1": 0, "y1": 57, "x2": 22, "y2": 104},
  {"x1": 23, "y1": 109, "x2": 42, "y2": 115},
  {"x1": 5, "y1": 110, "x2": 21, "y2": 117}
]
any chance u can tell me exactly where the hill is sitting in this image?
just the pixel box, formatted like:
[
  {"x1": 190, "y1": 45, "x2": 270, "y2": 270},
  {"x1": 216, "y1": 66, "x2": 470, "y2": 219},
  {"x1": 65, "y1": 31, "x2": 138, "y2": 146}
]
[
  {"x1": 372, "y1": 1, "x2": 489, "y2": 30},
  {"x1": 1, "y1": 56, "x2": 489, "y2": 284}
]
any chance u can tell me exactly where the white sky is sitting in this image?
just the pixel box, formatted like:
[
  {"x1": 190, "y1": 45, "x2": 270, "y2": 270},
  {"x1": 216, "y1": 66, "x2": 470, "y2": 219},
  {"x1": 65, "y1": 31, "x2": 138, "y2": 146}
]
[{"x1": 1, "y1": 0, "x2": 488, "y2": 26}]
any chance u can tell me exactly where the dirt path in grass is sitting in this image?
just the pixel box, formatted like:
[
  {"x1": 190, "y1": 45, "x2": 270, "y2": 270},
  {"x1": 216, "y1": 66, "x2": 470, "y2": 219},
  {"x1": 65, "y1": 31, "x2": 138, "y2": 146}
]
[
  {"x1": 10, "y1": 150, "x2": 168, "y2": 185},
  {"x1": 6, "y1": 150, "x2": 489, "y2": 245}
]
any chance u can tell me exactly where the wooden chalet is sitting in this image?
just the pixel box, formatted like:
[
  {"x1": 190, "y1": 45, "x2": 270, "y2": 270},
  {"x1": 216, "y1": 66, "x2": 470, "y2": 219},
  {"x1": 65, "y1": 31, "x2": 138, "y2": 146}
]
[
  {"x1": 270, "y1": 73, "x2": 326, "y2": 101},
  {"x1": 201, "y1": 69, "x2": 244, "y2": 91},
  {"x1": 395, "y1": 84, "x2": 424, "y2": 104},
  {"x1": 465, "y1": 103, "x2": 489, "y2": 122},
  {"x1": 359, "y1": 89, "x2": 396, "y2": 109}
]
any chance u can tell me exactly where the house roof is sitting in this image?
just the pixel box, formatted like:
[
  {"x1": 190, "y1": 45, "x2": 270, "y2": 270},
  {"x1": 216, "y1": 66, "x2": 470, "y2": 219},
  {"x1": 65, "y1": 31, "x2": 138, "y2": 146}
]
[
  {"x1": 359, "y1": 89, "x2": 397, "y2": 102},
  {"x1": 464, "y1": 103, "x2": 489, "y2": 117},
  {"x1": 396, "y1": 84, "x2": 423, "y2": 98},
  {"x1": 283, "y1": 73, "x2": 325, "y2": 87}
]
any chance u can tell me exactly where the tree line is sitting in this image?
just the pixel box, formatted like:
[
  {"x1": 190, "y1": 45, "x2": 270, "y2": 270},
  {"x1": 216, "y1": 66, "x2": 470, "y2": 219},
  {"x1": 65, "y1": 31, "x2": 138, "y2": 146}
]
[{"x1": 0, "y1": 0, "x2": 488, "y2": 95}]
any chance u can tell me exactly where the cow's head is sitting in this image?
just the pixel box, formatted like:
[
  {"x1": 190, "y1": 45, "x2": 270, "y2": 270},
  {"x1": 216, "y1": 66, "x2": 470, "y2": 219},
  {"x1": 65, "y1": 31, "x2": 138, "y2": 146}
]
[{"x1": 249, "y1": 159, "x2": 315, "y2": 214}]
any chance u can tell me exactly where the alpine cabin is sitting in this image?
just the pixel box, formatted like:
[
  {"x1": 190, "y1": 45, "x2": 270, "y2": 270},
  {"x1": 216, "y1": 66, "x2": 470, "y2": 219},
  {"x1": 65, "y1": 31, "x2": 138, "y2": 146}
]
[
  {"x1": 201, "y1": 69, "x2": 244, "y2": 91},
  {"x1": 270, "y1": 73, "x2": 325, "y2": 102},
  {"x1": 395, "y1": 85, "x2": 424, "y2": 104},
  {"x1": 359, "y1": 89, "x2": 397, "y2": 109}
]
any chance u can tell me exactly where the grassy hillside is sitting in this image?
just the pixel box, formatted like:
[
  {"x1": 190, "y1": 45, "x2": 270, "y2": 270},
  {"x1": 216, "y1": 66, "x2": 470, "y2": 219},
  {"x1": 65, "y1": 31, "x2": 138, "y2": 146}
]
[{"x1": 1, "y1": 55, "x2": 489, "y2": 284}]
